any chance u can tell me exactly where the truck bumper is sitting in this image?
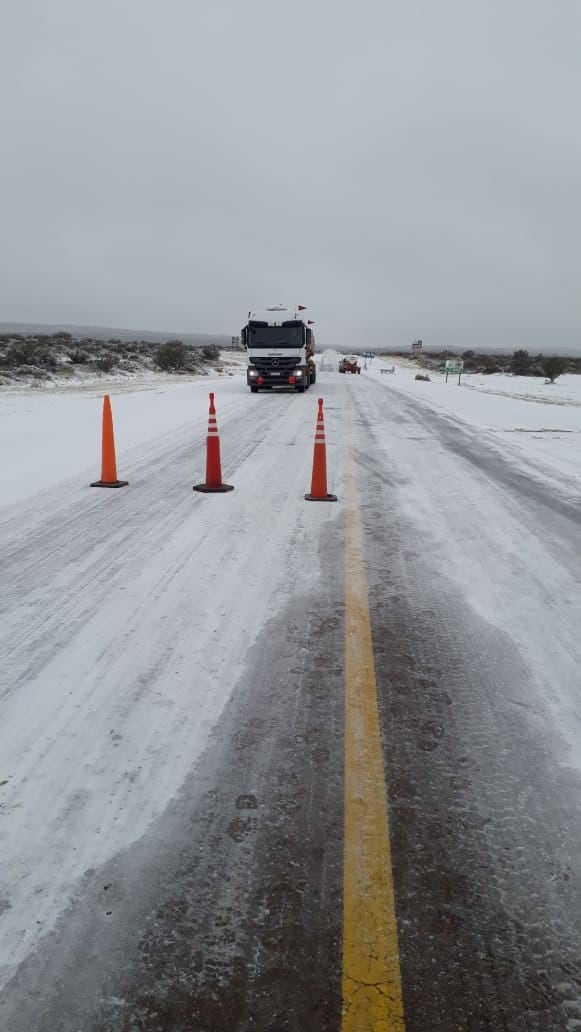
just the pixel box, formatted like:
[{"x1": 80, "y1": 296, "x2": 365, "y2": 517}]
[{"x1": 247, "y1": 370, "x2": 306, "y2": 389}]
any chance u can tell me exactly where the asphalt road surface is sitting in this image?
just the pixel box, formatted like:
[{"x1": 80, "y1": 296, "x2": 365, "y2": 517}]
[{"x1": 1, "y1": 367, "x2": 580, "y2": 1031}]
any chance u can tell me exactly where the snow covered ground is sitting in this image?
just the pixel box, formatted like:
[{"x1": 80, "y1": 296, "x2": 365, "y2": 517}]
[
  {"x1": 0, "y1": 355, "x2": 247, "y2": 507},
  {"x1": 371, "y1": 357, "x2": 581, "y2": 483}
]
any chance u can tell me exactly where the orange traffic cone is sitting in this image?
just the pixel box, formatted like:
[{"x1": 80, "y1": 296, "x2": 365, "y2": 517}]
[
  {"x1": 305, "y1": 397, "x2": 337, "y2": 502},
  {"x1": 193, "y1": 392, "x2": 234, "y2": 493},
  {"x1": 90, "y1": 395, "x2": 128, "y2": 488}
]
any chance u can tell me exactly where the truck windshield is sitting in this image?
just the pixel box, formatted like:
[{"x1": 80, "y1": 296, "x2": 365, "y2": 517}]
[{"x1": 247, "y1": 326, "x2": 303, "y2": 348}]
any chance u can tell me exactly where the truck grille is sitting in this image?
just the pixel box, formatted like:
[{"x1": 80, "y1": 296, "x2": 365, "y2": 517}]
[{"x1": 250, "y1": 357, "x2": 298, "y2": 372}]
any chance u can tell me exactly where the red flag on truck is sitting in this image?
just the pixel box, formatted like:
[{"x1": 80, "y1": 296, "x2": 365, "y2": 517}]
[{"x1": 298, "y1": 304, "x2": 307, "y2": 311}]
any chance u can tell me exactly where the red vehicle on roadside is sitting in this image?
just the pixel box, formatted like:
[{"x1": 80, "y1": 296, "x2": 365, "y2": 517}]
[{"x1": 339, "y1": 356, "x2": 361, "y2": 374}]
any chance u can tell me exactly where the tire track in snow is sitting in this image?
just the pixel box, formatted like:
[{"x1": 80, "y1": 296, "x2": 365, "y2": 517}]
[{"x1": 0, "y1": 392, "x2": 299, "y2": 699}]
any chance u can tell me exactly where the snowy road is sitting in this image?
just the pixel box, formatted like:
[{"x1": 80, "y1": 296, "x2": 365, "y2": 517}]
[{"x1": 1, "y1": 360, "x2": 580, "y2": 1030}]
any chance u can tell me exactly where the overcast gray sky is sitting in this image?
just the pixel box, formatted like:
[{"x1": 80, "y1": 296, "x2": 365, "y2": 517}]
[{"x1": 2, "y1": 1, "x2": 580, "y2": 351}]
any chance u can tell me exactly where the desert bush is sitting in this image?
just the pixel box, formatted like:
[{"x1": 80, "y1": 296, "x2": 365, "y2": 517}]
[
  {"x1": 202, "y1": 344, "x2": 220, "y2": 361},
  {"x1": 541, "y1": 356, "x2": 568, "y2": 383},
  {"x1": 33, "y1": 345, "x2": 58, "y2": 370},
  {"x1": 511, "y1": 349, "x2": 531, "y2": 375},
  {"x1": 70, "y1": 349, "x2": 89, "y2": 364},
  {"x1": 154, "y1": 341, "x2": 190, "y2": 372},
  {"x1": 95, "y1": 356, "x2": 115, "y2": 373},
  {"x1": 0, "y1": 349, "x2": 17, "y2": 368},
  {"x1": 9, "y1": 341, "x2": 39, "y2": 365}
]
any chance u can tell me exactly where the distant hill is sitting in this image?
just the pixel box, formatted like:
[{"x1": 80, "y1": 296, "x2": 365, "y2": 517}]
[{"x1": 0, "y1": 321, "x2": 231, "y2": 348}]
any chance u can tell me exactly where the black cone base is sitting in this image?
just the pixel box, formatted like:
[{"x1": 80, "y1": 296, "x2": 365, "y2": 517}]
[
  {"x1": 193, "y1": 483, "x2": 235, "y2": 493},
  {"x1": 305, "y1": 493, "x2": 337, "y2": 502},
  {"x1": 90, "y1": 480, "x2": 129, "y2": 488}
]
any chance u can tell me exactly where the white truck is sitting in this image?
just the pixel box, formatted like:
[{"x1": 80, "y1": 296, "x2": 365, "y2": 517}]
[{"x1": 241, "y1": 306, "x2": 316, "y2": 394}]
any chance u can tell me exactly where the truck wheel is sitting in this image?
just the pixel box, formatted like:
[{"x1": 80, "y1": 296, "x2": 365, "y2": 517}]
[
  {"x1": 250, "y1": 386, "x2": 259, "y2": 393},
  {"x1": 297, "y1": 385, "x2": 306, "y2": 393}
]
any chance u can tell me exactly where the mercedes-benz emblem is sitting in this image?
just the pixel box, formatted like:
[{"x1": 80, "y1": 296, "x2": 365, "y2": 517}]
[{"x1": 272, "y1": 358, "x2": 279, "y2": 366}]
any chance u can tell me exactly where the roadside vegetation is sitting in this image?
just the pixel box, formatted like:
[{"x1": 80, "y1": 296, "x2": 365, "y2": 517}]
[
  {"x1": 0, "y1": 331, "x2": 224, "y2": 386},
  {"x1": 385, "y1": 348, "x2": 580, "y2": 383}
]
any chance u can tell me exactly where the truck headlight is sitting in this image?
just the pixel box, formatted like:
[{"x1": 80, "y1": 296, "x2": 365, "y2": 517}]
[
  {"x1": 295, "y1": 369, "x2": 303, "y2": 377},
  {"x1": 248, "y1": 369, "x2": 258, "y2": 377}
]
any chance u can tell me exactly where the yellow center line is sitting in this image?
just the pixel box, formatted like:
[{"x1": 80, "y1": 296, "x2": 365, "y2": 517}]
[{"x1": 342, "y1": 424, "x2": 406, "y2": 1031}]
